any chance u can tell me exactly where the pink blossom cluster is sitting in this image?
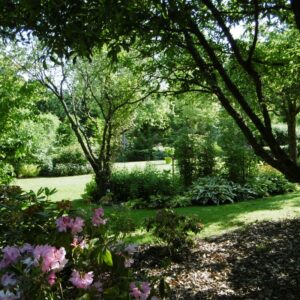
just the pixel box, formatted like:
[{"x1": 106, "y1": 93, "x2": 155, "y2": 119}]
[
  {"x1": 92, "y1": 208, "x2": 107, "y2": 226},
  {"x1": 71, "y1": 236, "x2": 87, "y2": 249},
  {"x1": 69, "y1": 269, "x2": 94, "y2": 289},
  {"x1": 33, "y1": 245, "x2": 68, "y2": 273},
  {"x1": 129, "y1": 282, "x2": 154, "y2": 300},
  {"x1": 56, "y1": 216, "x2": 85, "y2": 234}
]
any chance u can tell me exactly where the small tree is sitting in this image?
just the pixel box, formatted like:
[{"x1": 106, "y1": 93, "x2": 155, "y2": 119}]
[{"x1": 27, "y1": 49, "x2": 157, "y2": 200}]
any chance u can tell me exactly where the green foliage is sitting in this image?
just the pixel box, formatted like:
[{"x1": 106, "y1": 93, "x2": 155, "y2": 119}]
[
  {"x1": 126, "y1": 194, "x2": 191, "y2": 209},
  {"x1": 40, "y1": 145, "x2": 92, "y2": 177},
  {"x1": 108, "y1": 207, "x2": 137, "y2": 238},
  {"x1": 191, "y1": 177, "x2": 239, "y2": 205},
  {"x1": 18, "y1": 164, "x2": 41, "y2": 178},
  {"x1": 175, "y1": 132, "x2": 216, "y2": 186},
  {"x1": 0, "y1": 162, "x2": 14, "y2": 184},
  {"x1": 173, "y1": 95, "x2": 218, "y2": 187},
  {"x1": 0, "y1": 186, "x2": 61, "y2": 247},
  {"x1": 84, "y1": 167, "x2": 183, "y2": 203},
  {"x1": 145, "y1": 209, "x2": 203, "y2": 254},
  {"x1": 49, "y1": 163, "x2": 93, "y2": 177},
  {"x1": 218, "y1": 112, "x2": 258, "y2": 183},
  {"x1": 247, "y1": 165, "x2": 296, "y2": 198},
  {"x1": 52, "y1": 145, "x2": 87, "y2": 166}
]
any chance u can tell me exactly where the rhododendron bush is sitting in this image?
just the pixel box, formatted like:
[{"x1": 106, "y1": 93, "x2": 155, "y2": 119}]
[{"x1": 0, "y1": 203, "x2": 159, "y2": 299}]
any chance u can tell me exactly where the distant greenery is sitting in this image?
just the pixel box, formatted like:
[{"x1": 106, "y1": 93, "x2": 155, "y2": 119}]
[{"x1": 83, "y1": 166, "x2": 183, "y2": 204}]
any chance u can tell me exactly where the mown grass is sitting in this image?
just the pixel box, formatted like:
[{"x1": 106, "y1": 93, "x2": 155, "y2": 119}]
[
  {"x1": 15, "y1": 160, "x2": 171, "y2": 202},
  {"x1": 16, "y1": 172, "x2": 300, "y2": 243},
  {"x1": 74, "y1": 191, "x2": 300, "y2": 243}
]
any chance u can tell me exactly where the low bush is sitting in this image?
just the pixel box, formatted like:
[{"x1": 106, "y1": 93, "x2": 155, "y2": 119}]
[
  {"x1": 40, "y1": 145, "x2": 93, "y2": 177},
  {"x1": 17, "y1": 164, "x2": 40, "y2": 178},
  {"x1": 50, "y1": 163, "x2": 93, "y2": 177},
  {"x1": 126, "y1": 194, "x2": 191, "y2": 209},
  {"x1": 0, "y1": 186, "x2": 60, "y2": 247},
  {"x1": 190, "y1": 171, "x2": 296, "y2": 206},
  {"x1": 145, "y1": 209, "x2": 203, "y2": 255},
  {"x1": 83, "y1": 167, "x2": 183, "y2": 204},
  {"x1": 190, "y1": 177, "x2": 239, "y2": 205},
  {"x1": 247, "y1": 165, "x2": 296, "y2": 197},
  {"x1": 52, "y1": 145, "x2": 87, "y2": 165}
]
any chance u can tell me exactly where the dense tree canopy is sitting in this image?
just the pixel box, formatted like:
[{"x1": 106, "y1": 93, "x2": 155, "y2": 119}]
[{"x1": 1, "y1": 1, "x2": 300, "y2": 183}]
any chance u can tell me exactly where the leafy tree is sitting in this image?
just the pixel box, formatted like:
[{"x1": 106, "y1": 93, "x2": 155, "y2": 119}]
[
  {"x1": 1, "y1": 1, "x2": 300, "y2": 183},
  {"x1": 26, "y1": 49, "x2": 157, "y2": 199},
  {"x1": 260, "y1": 29, "x2": 300, "y2": 162},
  {"x1": 0, "y1": 52, "x2": 40, "y2": 183},
  {"x1": 173, "y1": 93, "x2": 218, "y2": 186}
]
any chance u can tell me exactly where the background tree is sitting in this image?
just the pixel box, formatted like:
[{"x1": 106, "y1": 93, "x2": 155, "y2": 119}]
[
  {"x1": 1, "y1": 1, "x2": 300, "y2": 182},
  {"x1": 26, "y1": 49, "x2": 157, "y2": 199},
  {"x1": 0, "y1": 51, "x2": 41, "y2": 183}
]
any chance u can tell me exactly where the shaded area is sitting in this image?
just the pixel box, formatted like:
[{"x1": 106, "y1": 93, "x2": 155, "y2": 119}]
[{"x1": 134, "y1": 218, "x2": 300, "y2": 299}]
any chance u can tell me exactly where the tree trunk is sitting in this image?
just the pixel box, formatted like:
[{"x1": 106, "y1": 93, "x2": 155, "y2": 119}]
[
  {"x1": 93, "y1": 168, "x2": 111, "y2": 201},
  {"x1": 287, "y1": 109, "x2": 298, "y2": 163}
]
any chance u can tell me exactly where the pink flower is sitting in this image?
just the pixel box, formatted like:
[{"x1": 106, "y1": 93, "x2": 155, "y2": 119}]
[
  {"x1": 129, "y1": 282, "x2": 151, "y2": 300},
  {"x1": 141, "y1": 282, "x2": 151, "y2": 300},
  {"x1": 0, "y1": 246, "x2": 20, "y2": 269},
  {"x1": 69, "y1": 270, "x2": 94, "y2": 289},
  {"x1": 71, "y1": 237, "x2": 87, "y2": 249},
  {"x1": 56, "y1": 216, "x2": 72, "y2": 232},
  {"x1": 48, "y1": 272, "x2": 56, "y2": 286},
  {"x1": 1, "y1": 273, "x2": 17, "y2": 286},
  {"x1": 94, "y1": 208, "x2": 104, "y2": 218},
  {"x1": 69, "y1": 217, "x2": 85, "y2": 235},
  {"x1": 33, "y1": 245, "x2": 67, "y2": 273},
  {"x1": 92, "y1": 208, "x2": 107, "y2": 226},
  {"x1": 130, "y1": 282, "x2": 142, "y2": 299}
]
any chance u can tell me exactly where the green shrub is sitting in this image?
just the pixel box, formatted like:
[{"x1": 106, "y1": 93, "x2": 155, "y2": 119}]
[
  {"x1": 18, "y1": 164, "x2": 40, "y2": 178},
  {"x1": 0, "y1": 162, "x2": 14, "y2": 184},
  {"x1": 247, "y1": 165, "x2": 296, "y2": 197},
  {"x1": 190, "y1": 176, "x2": 260, "y2": 205},
  {"x1": 84, "y1": 167, "x2": 183, "y2": 203},
  {"x1": 52, "y1": 145, "x2": 87, "y2": 165},
  {"x1": 0, "y1": 186, "x2": 61, "y2": 247},
  {"x1": 126, "y1": 194, "x2": 191, "y2": 209},
  {"x1": 145, "y1": 209, "x2": 203, "y2": 254},
  {"x1": 51, "y1": 163, "x2": 92, "y2": 176},
  {"x1": 175, "y1": 132, "x2": 216, "y2": 187}
]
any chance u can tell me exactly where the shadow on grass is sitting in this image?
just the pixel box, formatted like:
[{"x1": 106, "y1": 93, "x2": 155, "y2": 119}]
[
  {"x1": 70, "y1": 192, "x2": 300, "y2": 242},
  {"x1": 175, "y1": 192, "x2": 300, "y2": 237}
]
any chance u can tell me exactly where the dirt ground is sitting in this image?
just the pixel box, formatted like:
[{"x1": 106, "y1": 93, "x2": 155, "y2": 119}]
[{"x1": 134, "y1": 219, "x2": 300, "y2": 299}]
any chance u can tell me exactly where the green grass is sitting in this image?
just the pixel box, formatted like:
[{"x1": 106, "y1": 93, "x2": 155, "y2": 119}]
[
  {"x1": 15, "y1": 175, "x2": 92, "y2": 202},
  {"x1": 90, "y1": 191, "x2": 300, "y2": 243},
  {"x1": 15, "y1": 169, "x2": 300, "y2": 243},
  {"x1": 15, "y1": 160, "x2": 172, "y2": 202}
]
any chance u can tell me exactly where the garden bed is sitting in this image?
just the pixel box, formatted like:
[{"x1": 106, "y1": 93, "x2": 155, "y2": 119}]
[{"x1": 134, "y1": 218, "x2": 300, "y2": 299}]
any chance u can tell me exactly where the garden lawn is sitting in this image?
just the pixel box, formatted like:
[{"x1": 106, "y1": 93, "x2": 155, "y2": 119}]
[
  {"x1": 16, "y1": 172, "x2": 300, "y2": 242},
  {"x1": 106, "y1": 192, "x2": 300, "y2": 243},
  {"x1": 15, "y1": 160, "x2": 172, "y2": 202}
]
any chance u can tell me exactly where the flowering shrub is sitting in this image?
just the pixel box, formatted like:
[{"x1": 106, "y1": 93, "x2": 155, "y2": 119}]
[{"x1": 0, "y1": 206, "x2": 159, "y2": 299}]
